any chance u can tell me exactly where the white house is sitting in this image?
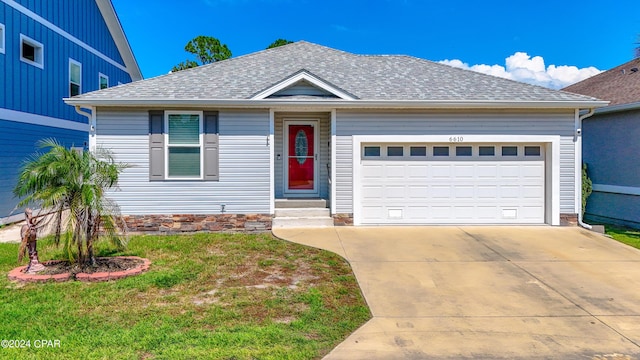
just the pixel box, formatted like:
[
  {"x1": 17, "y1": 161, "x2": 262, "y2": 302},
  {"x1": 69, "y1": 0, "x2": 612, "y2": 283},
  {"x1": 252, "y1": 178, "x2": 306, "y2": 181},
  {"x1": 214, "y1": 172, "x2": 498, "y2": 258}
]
[{"x1": 64, "y1": 41, "x2": 606, "y2": 231}]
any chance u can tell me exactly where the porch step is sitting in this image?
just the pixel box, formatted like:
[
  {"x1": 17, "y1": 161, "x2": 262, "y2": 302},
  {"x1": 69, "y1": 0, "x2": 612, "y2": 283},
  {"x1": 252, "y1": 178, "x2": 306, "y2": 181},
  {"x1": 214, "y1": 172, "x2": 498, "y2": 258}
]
[
  {"x1": 275, "y1": 199, "x2": 327, "y2": 209},
  {"x1": 272, "y1": 216, "x2": 334, "y2": 228},
  {"x1": 275, "y1": 208, "x2": 330, "y2": 217}
]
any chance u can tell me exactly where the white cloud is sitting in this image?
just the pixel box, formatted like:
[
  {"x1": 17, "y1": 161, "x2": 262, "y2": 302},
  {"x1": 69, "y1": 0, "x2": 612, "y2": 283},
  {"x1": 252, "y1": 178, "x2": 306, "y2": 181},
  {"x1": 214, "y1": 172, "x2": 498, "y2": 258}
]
[{"x1": 439, "y1": 52, "x2": 601, "y2": 89}]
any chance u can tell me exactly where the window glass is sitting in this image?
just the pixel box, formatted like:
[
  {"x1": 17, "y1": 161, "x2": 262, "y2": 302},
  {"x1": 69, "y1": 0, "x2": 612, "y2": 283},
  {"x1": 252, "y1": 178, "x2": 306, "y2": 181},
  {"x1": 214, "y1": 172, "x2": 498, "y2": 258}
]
[
  {"x1": 20, "y1": 35, "x2": 43, "y2": 67},
  {"x1": 99, "y1": 74, "x2": 108, "y2": 89},
  {"x1": 387, "y1": 146, "x2": 403, "y2": 157},
  {"x1": 69, "y1": 60, "x2": 81, "y2": 96},
  {"x1": 501, "y1": 146, "x2": 518, "y2": 156},
  {"x1": 410, "y1": 146, "x2": 426, "y2": 156},
  {"x1": 0, "y1": 24, "x2": 5, "y2": 54},
  {"x1": 166, "y1": 113, "x2": 202, "y2": 178},
  {"x1": 525, "y1": 146, "x2": 541, "y2": 156},
  {"x1": 168, "y1": 114, "x2": 200, "y2": 144},
  {"x1": 168, "y1": 147, "x2": 201, "y2": 177},
  {"x1": 433, "y1": 146, "x2": 449, "y2": 156},
  {"x1": 479, "y1": 146, "x2": 495, "y2": 156},
  {"x1": 456, "y1": 146, "x2": 472, "y2": 156},
  {"x1": 364, "y1": 146, "x2": 380, "y2": 157}
]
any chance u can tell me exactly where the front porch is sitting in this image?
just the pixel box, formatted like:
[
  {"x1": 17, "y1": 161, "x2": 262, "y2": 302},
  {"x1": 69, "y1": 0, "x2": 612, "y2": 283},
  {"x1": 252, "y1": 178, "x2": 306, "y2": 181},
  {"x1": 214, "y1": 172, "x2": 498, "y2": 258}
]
[{"x1": 272, "y1": 112, "x2": 339, "y2": 227}]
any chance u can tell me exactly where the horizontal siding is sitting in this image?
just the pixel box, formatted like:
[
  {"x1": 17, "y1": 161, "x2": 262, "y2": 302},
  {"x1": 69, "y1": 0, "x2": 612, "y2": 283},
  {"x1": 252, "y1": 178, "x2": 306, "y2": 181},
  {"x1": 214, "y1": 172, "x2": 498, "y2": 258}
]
[
  {"x1": 335, "y1": 110, "x2": 577, "y2": 214},
  {"x1": 586, "y1": 191, "x2": 640, "y2": 228},
  {"x1": 96, "y1": 108, "x2": 271, "y2": 215},
  {"x1": 0, "y1": 119, "x2": 87, "y2": 218},
  {"x1": 1, "y1": 3, "x2": 133, "y2": 122}
]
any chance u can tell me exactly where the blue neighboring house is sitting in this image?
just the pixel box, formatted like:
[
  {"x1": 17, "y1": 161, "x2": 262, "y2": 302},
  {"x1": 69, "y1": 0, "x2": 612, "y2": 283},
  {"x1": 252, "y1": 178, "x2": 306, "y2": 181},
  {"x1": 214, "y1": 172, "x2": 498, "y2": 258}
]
[
  {"x1": 563, "y1": 57, "x2": 640, "y2": 229},
  {"x1": 0, "y1": 0, "x2": 142, "y2": 224}
]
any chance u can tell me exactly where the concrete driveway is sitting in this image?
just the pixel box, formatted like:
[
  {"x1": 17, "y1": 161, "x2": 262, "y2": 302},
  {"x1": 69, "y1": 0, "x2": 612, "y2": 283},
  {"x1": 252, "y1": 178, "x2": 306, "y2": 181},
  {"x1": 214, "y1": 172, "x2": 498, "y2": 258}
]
[{"x1": 273, "y1": 226, "x2": 640, "y2": 359}]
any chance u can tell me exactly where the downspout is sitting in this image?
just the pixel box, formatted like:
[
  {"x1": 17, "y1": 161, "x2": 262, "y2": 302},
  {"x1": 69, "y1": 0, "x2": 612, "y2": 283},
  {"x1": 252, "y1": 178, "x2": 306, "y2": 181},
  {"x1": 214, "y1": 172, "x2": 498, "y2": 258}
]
[
  {"x1": 74, "y1": 106, "x2": 95, "y2": 151},
  {"x1": 576, "y1": 108, "x2": 595, "y2": 229}
]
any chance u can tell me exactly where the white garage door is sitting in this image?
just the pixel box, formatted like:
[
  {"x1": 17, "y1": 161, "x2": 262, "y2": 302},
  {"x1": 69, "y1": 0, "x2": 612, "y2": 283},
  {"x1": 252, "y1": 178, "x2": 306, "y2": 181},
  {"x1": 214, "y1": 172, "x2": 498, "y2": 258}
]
[{"x1": 359, "y1": 144, "x2": 545, "y2": 224}]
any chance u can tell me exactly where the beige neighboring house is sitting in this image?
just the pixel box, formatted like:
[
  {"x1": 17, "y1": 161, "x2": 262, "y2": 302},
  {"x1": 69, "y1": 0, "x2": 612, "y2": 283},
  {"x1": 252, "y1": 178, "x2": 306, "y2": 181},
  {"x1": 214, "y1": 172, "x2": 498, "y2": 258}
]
[
  {"x1": 563, "y1": 57, "x2": 640, "y2": 228},
  {"x1": 64, "y1": 41, "x2": 606, "y2": 231}
]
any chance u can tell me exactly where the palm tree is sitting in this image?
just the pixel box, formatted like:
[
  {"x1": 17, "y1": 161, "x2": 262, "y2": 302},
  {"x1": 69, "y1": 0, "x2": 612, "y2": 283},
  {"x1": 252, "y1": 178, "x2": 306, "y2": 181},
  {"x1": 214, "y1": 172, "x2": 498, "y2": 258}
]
[{"x1": 13, "y1": 139, "x2": 128, "y2": 266}]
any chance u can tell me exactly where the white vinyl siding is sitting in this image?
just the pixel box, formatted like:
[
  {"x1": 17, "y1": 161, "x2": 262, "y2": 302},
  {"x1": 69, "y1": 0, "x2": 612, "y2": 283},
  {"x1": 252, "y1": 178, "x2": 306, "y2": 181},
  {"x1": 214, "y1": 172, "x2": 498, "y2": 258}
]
[
  {"x1": 95, "y1": 108, "x2": 270, "y2": 215},
  {"x1": 335, "y1": 110, "x2": 577, "y2": 216}
]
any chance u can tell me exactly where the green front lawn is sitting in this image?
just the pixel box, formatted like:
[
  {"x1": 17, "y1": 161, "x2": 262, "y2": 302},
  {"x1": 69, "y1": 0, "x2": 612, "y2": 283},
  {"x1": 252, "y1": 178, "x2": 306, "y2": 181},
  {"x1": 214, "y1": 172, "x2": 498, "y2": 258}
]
[
  {"x1": 0, "y1": 233, "x2": 370, "y2": 359},
  {"x1": 605, "y1": 224, "x2": 640, "y2": 250}
]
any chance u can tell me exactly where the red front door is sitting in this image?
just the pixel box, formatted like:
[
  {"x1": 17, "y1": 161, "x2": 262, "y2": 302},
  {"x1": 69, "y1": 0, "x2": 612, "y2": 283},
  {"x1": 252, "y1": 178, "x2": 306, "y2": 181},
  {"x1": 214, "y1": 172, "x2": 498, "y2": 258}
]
[{"x1": 287, "y1": 124, "x2": 315, "y2": 191}]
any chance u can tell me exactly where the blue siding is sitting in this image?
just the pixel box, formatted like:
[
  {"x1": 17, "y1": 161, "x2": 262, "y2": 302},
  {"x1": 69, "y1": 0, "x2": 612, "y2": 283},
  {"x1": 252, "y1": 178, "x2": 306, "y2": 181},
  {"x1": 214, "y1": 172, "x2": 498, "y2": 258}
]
[
  {"x1": 14, "y1": 0, "x2": 124, "y2": 65},
  {"x1": 0, "y1": 119, "x2": 87, "y2": 221},
  {"x1": 0, "y1": 1, "x2": 137, "y2": 220}
]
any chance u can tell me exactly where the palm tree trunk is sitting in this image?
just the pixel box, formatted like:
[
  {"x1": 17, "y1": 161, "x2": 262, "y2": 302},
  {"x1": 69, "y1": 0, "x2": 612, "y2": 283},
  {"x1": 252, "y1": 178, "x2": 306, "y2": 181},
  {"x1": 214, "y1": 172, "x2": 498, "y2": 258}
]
[{"x1": 87, "y1": 213, "x2": 96, "y2": 266}]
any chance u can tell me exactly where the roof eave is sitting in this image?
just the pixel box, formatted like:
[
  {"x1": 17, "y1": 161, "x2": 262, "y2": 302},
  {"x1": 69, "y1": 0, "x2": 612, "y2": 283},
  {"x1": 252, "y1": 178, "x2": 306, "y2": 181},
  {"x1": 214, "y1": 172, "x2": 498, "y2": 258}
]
[
  {"x1": 95, "y1": 0, "x2": 143, "y2": 81},
  {"x1": 64, "y1": 98, "x2": 609, "y2": 109},
  {"x1": 593, "y1": 101, "x2": 640, "y2": 115}
]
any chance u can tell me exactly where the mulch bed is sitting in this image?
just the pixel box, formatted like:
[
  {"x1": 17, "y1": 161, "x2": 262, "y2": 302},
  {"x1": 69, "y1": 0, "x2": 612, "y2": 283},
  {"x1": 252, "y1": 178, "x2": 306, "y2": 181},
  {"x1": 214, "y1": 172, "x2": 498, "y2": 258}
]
[
  {"x1": 39, "y1": 257, "x2": 144, "y2": 275},
  {"x1": 7, "y1": 256, "x2": 151, "y2": 283}
]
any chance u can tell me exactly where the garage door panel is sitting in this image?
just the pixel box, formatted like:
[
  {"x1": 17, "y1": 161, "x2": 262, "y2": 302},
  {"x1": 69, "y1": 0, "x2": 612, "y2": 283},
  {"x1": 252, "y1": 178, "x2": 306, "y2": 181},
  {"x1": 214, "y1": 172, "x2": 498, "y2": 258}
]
[
  {"x1": 386, "y1": 186, "x2": 406, "y2": 199},
  {"x1": 477, "y1": 185, "x2": 498, "y2": 198},
  {"x1": 431, "y1": 185, "x2": 452, "y2": 198},
  {"x1": 362, "y1": 185, "x2": 384, "y2": 199},
  {"x1": 499, "y1": 165, "x2": 520, "y2": 178},
  {"x1": 431, "y1": 165, "x2": 452, "y2": 178},
  {"x1": 408, "y1": 185, "x2": 429, "y2": 198},
  {"x1": 455, "y1": 186, "x2": 475, "y2": 198},
  {"x1": 359, "y1": 143, "x2": 545, "y2": 224}
]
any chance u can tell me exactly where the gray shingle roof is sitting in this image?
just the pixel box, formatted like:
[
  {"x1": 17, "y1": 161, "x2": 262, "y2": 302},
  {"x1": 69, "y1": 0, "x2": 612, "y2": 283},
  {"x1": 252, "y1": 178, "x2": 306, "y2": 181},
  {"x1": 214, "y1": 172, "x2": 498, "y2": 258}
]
[{"x1": 69, "y1": 41, "x2": 601, "y2": 104}]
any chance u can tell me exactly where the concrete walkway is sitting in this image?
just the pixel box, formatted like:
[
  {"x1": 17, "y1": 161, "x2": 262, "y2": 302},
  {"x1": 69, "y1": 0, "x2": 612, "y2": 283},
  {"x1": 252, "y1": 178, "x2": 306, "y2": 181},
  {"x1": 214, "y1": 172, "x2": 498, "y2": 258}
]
[{"x1": 273, "y1": 226, "x2": 640, "y2": 359}]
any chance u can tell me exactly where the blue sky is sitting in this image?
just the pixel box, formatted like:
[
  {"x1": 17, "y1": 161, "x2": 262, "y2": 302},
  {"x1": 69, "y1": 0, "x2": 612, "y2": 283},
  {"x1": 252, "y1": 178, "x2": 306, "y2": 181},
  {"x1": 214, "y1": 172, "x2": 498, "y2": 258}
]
[{"x1": 112, "y1": 0, "x2": 639, "y2": 89}]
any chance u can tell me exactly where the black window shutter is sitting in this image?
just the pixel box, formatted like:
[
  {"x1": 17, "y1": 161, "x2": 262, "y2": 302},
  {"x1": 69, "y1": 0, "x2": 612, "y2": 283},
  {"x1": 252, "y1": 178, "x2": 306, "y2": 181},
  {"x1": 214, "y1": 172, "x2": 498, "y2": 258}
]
[
  {"x1": 203, "y1": 111, "x2": 219, "y2": 181},
  {"x1": 149, "y1": 110, "x2": 165, "y2": 180}
]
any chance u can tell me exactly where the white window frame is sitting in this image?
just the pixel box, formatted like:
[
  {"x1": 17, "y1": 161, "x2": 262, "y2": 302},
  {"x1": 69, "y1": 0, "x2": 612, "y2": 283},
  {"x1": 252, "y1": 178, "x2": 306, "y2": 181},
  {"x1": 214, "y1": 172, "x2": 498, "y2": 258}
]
[
  {"x1": 164, "y1": 111, "x2": 204, "y2": 180},
  {"x1": 0, "y1": 23, "x2": 5, "y2": 54},
  {"x1": 20, "y1": 34, "x2": 43, "y2": 68},
  {"x1": 69, "y1": 59, "x2": 82, "y2": 96},
  {"x1": 99, "y1": 73, "x2": 109, "y2": 89}
]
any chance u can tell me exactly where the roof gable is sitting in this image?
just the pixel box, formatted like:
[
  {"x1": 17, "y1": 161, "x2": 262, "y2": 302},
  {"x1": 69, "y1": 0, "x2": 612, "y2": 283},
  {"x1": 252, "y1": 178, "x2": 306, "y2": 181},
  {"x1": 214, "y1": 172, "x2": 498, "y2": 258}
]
[{"x1": 251, "y1": 70, "x2": 357, "y2": 100}]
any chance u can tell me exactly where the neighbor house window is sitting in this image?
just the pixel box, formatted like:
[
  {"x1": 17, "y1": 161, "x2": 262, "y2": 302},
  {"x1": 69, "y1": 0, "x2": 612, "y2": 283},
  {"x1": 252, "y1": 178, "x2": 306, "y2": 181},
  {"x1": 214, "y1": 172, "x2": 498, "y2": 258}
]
[
  {"x1": 166, "y1": 112, "x2": 203, "y2": 179},
  {"x1": 20, "y1": 34, "x2": 43, "y2": 68},
  {"x1": 69, "y1": 59, "x2": 82, "y2": 96},
  {"x1": 99, "y1": 73, "x2": 109, "y2": 89},
  {"x1": 0, "y1": 24, "x2": 5, "y2": 54}
]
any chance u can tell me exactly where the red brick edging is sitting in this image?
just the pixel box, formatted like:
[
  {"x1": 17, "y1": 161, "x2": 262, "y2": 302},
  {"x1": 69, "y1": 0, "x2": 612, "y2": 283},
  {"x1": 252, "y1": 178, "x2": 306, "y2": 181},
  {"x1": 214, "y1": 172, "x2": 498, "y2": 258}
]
[{"x1": 7, "y1": 256, "x2": 151, "y2": 283}]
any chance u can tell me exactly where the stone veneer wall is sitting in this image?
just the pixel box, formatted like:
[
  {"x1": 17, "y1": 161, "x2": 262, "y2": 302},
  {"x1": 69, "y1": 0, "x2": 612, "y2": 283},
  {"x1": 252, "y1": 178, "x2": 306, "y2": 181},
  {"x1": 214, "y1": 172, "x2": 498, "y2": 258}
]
[
  {"x1": 333, "y1": 213, "x2": 353, "y2": 226},
  {"x1": 124, "y1": 214, "x2": 272, "y2": 233},
  {"x1": 560, "y1": 213, "x2": 578, "y2": 226}
]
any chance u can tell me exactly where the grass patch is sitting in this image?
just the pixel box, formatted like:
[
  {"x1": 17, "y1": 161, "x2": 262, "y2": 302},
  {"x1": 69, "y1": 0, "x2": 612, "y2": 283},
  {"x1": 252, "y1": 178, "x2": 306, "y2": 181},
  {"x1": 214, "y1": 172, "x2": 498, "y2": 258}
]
[
  {"x1": 0, "y1": 232, "x2": 370, "y2": 359},
  {"x1": 605, "y1": 224, "x2": 640, "y2": 249}
]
